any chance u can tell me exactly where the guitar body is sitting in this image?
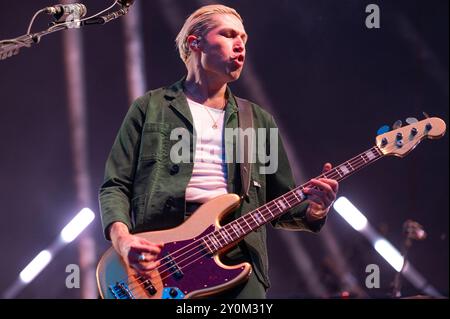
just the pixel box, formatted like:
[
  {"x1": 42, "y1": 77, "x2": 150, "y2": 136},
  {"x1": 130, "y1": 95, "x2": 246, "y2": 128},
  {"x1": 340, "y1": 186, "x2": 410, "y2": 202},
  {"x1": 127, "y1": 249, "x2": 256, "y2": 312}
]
[{"x1": 96, "y1": 193, "x2": 252, "y2": 299}]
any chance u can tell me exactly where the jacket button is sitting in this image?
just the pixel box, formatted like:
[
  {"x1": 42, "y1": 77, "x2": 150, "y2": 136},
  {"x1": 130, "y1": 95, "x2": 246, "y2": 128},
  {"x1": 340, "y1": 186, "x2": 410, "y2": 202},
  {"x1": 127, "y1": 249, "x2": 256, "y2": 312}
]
[
  {"x1": 165, "y1": 197, "x2": 174, "y2": 207},
  {"x1": 170, "y1": 164, "x2": 180, "y2": 175}
]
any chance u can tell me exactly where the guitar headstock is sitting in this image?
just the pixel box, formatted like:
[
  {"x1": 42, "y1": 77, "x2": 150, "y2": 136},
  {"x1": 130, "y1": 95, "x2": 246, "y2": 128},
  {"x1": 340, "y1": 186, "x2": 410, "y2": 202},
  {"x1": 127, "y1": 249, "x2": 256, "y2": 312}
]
[{"x1": 376, "y1": 117, "x2": 446, "y2": 157}]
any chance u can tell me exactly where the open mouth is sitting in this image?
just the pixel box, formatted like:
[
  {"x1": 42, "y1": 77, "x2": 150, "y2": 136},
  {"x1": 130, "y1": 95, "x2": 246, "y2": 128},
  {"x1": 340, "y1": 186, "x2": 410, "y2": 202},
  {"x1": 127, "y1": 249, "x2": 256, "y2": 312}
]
[{"x1": 231, "y1": 55, "x2": 245, "y2": 67}]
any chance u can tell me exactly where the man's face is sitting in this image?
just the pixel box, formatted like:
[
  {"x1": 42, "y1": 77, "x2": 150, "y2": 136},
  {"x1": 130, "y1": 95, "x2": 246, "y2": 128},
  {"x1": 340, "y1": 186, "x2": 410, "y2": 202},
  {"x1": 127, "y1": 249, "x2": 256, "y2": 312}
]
[{"x1": 199, "y1": 14, "x2": 247, "y2": 82}]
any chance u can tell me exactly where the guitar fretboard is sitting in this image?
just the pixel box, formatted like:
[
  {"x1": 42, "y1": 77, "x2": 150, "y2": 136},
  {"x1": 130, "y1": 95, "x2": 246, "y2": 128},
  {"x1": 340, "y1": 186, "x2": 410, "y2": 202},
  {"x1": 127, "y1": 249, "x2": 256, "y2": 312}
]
[{"x1": 200, "y1": 146, "x2": 384, "y2": 253}]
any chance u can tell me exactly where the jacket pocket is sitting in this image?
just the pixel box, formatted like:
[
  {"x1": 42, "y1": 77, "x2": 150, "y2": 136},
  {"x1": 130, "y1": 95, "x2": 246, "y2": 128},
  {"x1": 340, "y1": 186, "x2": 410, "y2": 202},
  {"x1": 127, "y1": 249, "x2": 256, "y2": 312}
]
[{"x1": 139, "y1": 122, "x2": 170, "y2": 161}]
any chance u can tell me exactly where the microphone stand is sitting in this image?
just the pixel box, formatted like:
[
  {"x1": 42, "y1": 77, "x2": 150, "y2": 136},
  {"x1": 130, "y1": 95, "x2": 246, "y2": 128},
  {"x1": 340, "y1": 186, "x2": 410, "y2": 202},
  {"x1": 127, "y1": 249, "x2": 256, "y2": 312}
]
[
  {"x1": 0, "y1": 24, "x2": 67, "y2": 60},
  {"x1": 0, "y1": 6, "x2": 130, "y2": 61},
  {"x1": 392, "y1": 235, "x2": 412, "y2": 298},
  {"x1": 391, "y1": 220, "x2": 426, "y2": 298}
]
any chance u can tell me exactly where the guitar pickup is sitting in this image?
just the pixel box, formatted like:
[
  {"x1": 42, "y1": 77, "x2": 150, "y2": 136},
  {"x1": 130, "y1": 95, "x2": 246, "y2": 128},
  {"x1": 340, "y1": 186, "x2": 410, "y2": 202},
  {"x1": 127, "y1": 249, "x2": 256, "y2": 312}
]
[
  {"x1": 137, "y1": 277, "x2": 157, "y2": 296},
  {"x1": 163, "y1": 253, "x2": 184, "y2": 280}
]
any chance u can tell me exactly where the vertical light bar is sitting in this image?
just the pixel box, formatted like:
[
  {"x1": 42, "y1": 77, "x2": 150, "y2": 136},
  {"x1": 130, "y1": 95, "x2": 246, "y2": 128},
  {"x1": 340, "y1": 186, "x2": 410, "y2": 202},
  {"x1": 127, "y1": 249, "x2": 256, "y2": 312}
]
[
  {"x1": 333, "y1": 197, "x2": 368, "y2": 231},
  {"x1": 374, "y1": 239, "x2": 404, "y2": 272},
  {"x1": 61, "y1": 0, "x2": 96, "y2": 299},
  {"x1": 60, "y1": 208, "x2": 95, "y2": 243},
  {"x1": 123, "y1": 0, "x2": 147, "y2": 103},
  {"x1": 19, "y1": 250, "x2": 53, "y2": 283}
]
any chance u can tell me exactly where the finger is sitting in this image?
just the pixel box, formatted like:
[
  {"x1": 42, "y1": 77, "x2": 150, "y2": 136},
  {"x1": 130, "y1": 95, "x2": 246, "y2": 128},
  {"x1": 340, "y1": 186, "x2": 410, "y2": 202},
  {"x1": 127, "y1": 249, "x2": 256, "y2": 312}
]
[
  {"x1": 139, "y1": 238, "x2": 164, "y2": 249},
  {"x1": 130, "y1": 244, "x2": 162, "y2": 255},
  {"x1": 307, "y1": 203, "x2": 328, "y2": 219},
  {"x1": 320, "y1": 178, "x2": 338, "y2": 192},
  {"x1": 323, "y1": 163, "x2": 332, "y2": 173},
  {"x1": 311, "y1": 178, "x2": 339, "y2": 194},
  {"x1": 304, "y1": 192, "x2": 326, "y2": 207},
  {"x1": 308, "y1": 179, "x2": 333, "y2": 193},
  {"x1": 132, "y1": 259, "x2": 161, "y2": 272},
  {"x1": 304, "y1": 188, "x2": 334, "y2": 207}
]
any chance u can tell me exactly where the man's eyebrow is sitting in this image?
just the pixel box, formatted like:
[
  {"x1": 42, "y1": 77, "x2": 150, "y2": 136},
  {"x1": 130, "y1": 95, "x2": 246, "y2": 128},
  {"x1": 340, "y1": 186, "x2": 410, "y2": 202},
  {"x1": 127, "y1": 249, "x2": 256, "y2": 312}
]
[{"x1": 220, "y1": 27, "x2": 248, "y2": 39}]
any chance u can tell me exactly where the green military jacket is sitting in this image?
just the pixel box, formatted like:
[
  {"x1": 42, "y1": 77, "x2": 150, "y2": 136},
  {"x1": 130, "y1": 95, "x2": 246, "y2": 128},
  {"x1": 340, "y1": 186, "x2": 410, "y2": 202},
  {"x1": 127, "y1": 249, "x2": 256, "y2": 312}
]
[{"x1": 99, "y1": 78, "x2": 325, "y2": 288}]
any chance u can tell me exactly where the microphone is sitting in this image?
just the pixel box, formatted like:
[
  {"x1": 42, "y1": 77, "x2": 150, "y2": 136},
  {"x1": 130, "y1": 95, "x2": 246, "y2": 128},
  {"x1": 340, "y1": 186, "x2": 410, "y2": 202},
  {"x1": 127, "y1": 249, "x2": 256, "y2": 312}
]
[
  {"x1": 403, "y1": 220, "x2": 427, "y2": 241},
  {"x1": 118, "y1": 0, "x2": 135, "y2": 7},
  {"x1": 81, "y1": 1, "x2": 134, "y2": 26},
  {"x1": 45, "y1": 4, "x2": 87, "y2": 20}
]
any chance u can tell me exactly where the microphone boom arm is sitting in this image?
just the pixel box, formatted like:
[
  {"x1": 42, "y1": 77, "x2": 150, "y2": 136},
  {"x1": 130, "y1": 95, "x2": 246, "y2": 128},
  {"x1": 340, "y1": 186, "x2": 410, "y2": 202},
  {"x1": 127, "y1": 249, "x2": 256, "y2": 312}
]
[{"x1": 0, "y1": 2, "x2": 132, "y2": 61}]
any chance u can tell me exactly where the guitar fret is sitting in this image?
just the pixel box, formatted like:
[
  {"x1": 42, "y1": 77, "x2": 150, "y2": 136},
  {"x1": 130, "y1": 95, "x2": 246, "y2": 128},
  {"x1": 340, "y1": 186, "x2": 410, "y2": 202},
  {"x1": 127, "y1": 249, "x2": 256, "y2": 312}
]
[
  {"x1": 339, "y1": 164, "x2": 350, "y2": 176},
  {"x1": 347, "y1": 161, "x2": 354, "y2": 170},
  {"x1": 374, "y1": 146, "x2": 382, "y2": 156},
  {"x1": 360, "y1": 154, "x2": 368, "y2": 163},
  {"x1": 281, "y1": 195, "x2": 291, "y2": 208},
  {"x1": 232, "y1": 223, "x2": 243, "y2": 236},
  {"x1": 242, "y1": 216, "x2": 252, "y2": 230},
  {"x1": 229, "y1": 223, "x2": 239, "y2": 237},
  {"x1": 221, "y1": 228, "x2": 232, "y2": 242},
  {"x1": 266, "y1": 205, "x2": 274, "y2": 218},
  {"x1": 365, "y1": 150, "x2": 376, "y2": 161},
  {"x1": 202, "y1": 238, "x2": 213, "y2": 254},
  {"x1": 249, "y1": 213, "x2": 259, "y2": 226},
  {"x1": 236, "y1": 222, "x2": 245, "y2": 234},
  {"x1": 295, "y1": 189, "x2": 306, "y2": 201},
  {"x1": 273, "y1": 200, "x2": 281, "y2": 210},
  {"x1": 209, "y1": 235, "x2": 219, "y2": 250},
  {"x1": 217, "y1": 230, "x2": 227, "y2": 244},
  {"x1": 254, "y1": 210, "x2": 265, "y2": 223}
]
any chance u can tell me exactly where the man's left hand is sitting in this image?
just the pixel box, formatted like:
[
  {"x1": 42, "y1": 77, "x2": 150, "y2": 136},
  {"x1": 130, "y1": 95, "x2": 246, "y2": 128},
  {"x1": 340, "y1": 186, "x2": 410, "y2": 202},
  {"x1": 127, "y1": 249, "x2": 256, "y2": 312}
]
[{"x1": 303, "y1": 163, "x2": 339, "y2": 222}]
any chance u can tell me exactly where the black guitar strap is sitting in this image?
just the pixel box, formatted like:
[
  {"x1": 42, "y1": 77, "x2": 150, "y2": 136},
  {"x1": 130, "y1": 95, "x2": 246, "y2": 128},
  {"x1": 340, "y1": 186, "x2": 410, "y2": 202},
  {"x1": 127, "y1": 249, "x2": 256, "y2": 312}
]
[{"x1": 234, "y1": 97, "x2": 254, "y2": 199}]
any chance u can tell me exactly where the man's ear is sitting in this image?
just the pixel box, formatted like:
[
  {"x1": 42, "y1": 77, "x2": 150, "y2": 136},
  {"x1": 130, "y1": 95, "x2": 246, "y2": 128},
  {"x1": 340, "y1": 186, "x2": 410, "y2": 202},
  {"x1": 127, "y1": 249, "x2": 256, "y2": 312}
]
[{"x1": 187, "y1": 35, "x2": 201, "y2": 51}]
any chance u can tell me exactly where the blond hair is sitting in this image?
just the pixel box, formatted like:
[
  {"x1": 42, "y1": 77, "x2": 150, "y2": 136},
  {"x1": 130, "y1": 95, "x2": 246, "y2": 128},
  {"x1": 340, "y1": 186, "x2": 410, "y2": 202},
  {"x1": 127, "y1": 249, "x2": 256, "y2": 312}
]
[{"x1": 175, "y1": 4, "x2": 243, "y2": 65}]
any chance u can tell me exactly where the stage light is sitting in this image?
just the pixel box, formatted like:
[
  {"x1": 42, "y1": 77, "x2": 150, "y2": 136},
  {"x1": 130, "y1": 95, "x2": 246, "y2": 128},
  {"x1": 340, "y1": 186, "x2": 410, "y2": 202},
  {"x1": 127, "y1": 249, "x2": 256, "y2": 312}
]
[
  {"x1": 60, "y1": 208, "x2": 95, "y2": 243},
  {"x1": 333, "y1": 197, "x2": 368, "y2": 231},
  {"x1": 19, "y1": 250, "x2": 52, "y2": 283},
  {"x1": 374, "y1": 239, "x2": 404, "y2": 272}
]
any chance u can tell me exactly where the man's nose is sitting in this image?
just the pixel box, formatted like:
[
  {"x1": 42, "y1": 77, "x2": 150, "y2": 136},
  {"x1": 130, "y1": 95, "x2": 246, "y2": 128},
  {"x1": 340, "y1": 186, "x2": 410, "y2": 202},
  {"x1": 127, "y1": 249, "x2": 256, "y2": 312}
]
[{"x1": 234, "y1": 42, "x2": 245, "y2": 53}]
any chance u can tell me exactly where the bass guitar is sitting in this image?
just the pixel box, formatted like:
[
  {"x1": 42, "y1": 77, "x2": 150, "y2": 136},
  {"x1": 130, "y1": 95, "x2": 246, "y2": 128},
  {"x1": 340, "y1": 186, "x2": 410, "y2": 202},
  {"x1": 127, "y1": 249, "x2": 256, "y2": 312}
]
[{"x1": 96, "y1": 116, "x2": 446, "y2": 299}]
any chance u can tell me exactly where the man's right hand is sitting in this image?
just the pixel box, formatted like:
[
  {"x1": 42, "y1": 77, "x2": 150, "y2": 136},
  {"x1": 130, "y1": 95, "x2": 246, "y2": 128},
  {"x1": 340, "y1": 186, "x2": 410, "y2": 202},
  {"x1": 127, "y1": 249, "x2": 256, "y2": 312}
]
[{"x1": 109, "y1": 222, "x2": 164, "y2": 274}]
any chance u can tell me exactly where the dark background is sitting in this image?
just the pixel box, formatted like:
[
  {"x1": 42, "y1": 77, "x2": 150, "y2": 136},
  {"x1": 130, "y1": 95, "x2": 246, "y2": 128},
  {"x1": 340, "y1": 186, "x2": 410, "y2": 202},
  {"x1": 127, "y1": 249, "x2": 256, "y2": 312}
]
[{"x1": 0, "y1": 0, "x2": 448, "y2": 298}]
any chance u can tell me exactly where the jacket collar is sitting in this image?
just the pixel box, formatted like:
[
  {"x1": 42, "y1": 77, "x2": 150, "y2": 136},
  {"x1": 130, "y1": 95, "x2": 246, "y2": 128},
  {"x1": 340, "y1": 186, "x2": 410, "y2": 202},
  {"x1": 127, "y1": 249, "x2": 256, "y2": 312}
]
[{"x1": 163, "y1": 77, "x2": 239, "y2": 128}]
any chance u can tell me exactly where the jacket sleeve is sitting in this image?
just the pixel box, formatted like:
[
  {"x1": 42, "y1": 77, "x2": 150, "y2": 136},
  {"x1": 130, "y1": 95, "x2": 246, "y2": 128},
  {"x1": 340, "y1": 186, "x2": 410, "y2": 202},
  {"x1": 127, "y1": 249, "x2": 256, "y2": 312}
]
[
  {"x1": 98, "y1": 95, "x2": 148, "y2": 240},
  {"x1": 265, "y1": 115, "x2": 326, "y2": 233}
]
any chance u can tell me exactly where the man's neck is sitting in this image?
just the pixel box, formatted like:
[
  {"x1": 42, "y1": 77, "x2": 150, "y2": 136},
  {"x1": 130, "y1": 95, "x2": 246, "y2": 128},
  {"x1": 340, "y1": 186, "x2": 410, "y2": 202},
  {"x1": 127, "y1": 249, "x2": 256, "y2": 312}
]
[{"x1": 184, "y1": 72, "x2": 228, "y2": 110}]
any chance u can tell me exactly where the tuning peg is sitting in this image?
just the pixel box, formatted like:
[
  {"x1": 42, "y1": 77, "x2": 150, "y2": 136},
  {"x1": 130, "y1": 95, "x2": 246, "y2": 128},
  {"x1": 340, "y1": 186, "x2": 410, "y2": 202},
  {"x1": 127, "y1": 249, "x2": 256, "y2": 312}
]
[
  {"x1": 392, "y1": 120, "x2": 403, "y2": 130},
  {"x1": 406, "y1": 117, "x2": 418, "y2": 125},
  {"x1": 423, "y1": 112, "x2": 430, "y2": 119},
  {"x1": 377, "y1": 125, "x2": 390, "y2": 135}
]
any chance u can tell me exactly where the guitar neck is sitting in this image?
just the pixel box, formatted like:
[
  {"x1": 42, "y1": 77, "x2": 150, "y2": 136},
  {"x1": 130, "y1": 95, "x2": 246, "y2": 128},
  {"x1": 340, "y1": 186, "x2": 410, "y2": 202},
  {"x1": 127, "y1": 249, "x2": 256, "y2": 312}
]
[{"x1": 202, "y1": 146, "x2": 384, "y2": 253}]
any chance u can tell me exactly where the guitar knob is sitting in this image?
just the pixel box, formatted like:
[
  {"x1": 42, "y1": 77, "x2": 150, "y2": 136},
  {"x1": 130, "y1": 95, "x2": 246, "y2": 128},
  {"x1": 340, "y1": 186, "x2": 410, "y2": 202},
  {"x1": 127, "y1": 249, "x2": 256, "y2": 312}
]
[
  {"x1": 396, "y1": 133, "x2": 403, "y2": 140},
  {"x1": 411, "y1": 127, "x2": 418, "y2": 136},
  {"x1": 169, "y1": 288, "x2": 178, "y2": 297},
  {"x1": 393, "y1": 120, "x2": 403, "y2": 130},
  {"x1": 425, "y1": 123, "x2": 432, "y2": 131},
  {"x1": 381, "y1": 138, "x2": 388, "y2": 147}
]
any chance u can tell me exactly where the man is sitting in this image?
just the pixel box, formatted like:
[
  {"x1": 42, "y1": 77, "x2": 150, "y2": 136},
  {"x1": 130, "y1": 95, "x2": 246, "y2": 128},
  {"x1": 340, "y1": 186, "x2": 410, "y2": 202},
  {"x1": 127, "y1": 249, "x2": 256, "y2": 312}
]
[{"x1": 99, "y1": 4, "x2": 338, "y2": 298}]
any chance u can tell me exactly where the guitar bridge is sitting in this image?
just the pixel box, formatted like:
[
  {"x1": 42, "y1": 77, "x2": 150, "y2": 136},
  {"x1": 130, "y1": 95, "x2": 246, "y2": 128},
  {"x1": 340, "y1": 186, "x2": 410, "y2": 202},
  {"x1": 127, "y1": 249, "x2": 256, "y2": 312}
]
[{"x1": 109, "y1": 281, "x2": 135, "y2": 299}]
